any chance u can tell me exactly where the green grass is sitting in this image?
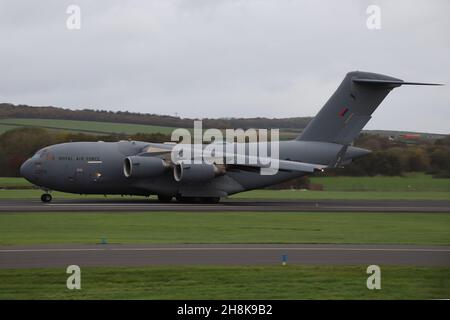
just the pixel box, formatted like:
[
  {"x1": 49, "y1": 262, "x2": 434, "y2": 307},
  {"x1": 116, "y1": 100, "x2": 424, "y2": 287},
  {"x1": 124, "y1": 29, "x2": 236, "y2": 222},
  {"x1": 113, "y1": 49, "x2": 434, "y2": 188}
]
[
  {"x1": 0, "y1": 118, "x2": 300, "y2": 139},
  {"x1": 0, "y1": 118, "x2": 177, "y2": 135},
  {"x1": 1, "y1": 173, "x2": 449, "y2": 200},
  {"x1": 233, "y1": 190, "x2": 450, "y2": 200},
  {"x1": 0, "y1": 189, "x2": 136, "y2": 199},
  {"x1": 0, "y1": 265, "x2": 448, "y2": 299},
  {"x1": 310, "y1": 173, "x2": 450, "y2": 192},
  {"x1": 0, "y1": 188, "x2": 449, "y2": 200},
  {"x1": 1, "y1": 212, "x2": 449, "y2": 246},
  {"x1": 0, "y1": 177, "x2": 34, "y2": 188},
  {"x1": 0, "y1": 123, "x2": 100, "y2": 136},
  {"x1": 0, "y1": 124, "x2": 23, "y2": 134}
]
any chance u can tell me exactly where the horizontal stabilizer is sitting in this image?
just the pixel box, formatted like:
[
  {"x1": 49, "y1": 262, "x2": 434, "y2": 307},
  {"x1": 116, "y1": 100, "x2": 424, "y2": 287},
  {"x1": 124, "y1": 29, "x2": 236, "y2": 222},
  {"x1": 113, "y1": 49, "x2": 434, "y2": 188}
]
[{"x1": 353, "y1": 78, "x2": 443, "y2": 86}]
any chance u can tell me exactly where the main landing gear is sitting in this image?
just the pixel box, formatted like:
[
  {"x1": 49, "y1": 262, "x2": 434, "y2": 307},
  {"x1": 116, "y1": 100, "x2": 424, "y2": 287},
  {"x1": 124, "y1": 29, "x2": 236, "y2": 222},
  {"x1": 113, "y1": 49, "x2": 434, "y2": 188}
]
[{"x1": 40, "y1": 193, "x2": 52, "y2": 203}]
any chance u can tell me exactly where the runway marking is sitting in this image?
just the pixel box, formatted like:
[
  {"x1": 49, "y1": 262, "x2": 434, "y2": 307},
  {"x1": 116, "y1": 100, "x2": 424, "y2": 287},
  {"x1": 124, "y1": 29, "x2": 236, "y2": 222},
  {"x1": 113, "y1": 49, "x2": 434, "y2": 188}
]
[{"x1": 1, "y1": 247, "x2": 450, "y2": 253}]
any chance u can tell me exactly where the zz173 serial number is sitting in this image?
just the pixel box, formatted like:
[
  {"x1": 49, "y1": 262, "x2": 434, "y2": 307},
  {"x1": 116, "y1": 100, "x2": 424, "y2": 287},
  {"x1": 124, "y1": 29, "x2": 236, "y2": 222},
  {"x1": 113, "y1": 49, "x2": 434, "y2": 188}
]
[{"x1": 221, "y1": 304, "x2": 272, "y2": 315}]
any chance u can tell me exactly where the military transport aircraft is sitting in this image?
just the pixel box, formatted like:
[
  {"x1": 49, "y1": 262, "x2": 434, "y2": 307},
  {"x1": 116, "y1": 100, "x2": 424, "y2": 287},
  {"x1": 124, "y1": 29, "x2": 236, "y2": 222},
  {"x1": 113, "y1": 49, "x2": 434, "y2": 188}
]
[{"x1": 20, "y1": 71, "x2": 440, "y2": 203}]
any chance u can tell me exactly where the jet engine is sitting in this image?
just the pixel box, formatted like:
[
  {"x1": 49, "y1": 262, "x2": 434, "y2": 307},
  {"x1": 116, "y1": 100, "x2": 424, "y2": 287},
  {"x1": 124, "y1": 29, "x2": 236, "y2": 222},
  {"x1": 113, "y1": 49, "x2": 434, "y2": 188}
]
[
  {"x1": 173, "y1": 162, "x2": 223, "y2": 182},
  {"x1": 123, "y1": 156, "x2": 168, "y2": 178}
]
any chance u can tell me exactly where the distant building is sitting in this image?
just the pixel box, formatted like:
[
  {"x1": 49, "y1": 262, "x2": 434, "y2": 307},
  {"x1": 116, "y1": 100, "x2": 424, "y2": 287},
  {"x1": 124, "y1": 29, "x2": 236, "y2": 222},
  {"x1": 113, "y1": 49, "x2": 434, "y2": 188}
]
[{"x1": 397, "y1": 133, "x2": 423, "y2": 144}]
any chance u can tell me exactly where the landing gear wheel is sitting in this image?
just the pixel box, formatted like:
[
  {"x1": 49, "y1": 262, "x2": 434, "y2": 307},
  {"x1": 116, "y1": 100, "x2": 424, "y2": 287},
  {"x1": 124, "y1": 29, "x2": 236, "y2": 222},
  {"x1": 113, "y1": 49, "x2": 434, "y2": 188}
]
[
  {"x1": 41, "y1": 193, "x2": 52, "y2": 203},
  {"x1": 157, "y1": 195, "x2": 173, "y2": 203}
]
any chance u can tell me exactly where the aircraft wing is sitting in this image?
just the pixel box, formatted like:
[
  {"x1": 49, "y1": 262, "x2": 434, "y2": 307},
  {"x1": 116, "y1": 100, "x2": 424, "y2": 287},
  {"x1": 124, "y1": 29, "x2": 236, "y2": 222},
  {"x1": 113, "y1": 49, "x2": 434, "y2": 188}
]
[
  {"x1": 274, "y1": 159, "x2": 326, "y2": 172},
  {"x1": 225, "y1": 156, "x2": 327, "y2": 173},
  {"x1": 140, "y1": 142, "x2": 175, "y2": 156},
  {"x1": 139, "y1": 143, "x2": 327, "y2": 173}
]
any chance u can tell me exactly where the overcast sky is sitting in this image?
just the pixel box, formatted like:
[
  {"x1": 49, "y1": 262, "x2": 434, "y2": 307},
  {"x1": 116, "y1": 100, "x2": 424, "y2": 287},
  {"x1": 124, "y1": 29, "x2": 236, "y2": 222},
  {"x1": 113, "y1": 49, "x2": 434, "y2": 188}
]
[{"x1": 0, "y1": 0, "x2": 449, "y2": 133}]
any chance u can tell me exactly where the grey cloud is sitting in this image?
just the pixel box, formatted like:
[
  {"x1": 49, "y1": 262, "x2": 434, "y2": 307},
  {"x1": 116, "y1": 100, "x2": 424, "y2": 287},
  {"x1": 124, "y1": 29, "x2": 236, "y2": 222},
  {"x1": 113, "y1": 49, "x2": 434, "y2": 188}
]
[{"x1": 0, "y1": 0, "x2": 448, "y2": 133}]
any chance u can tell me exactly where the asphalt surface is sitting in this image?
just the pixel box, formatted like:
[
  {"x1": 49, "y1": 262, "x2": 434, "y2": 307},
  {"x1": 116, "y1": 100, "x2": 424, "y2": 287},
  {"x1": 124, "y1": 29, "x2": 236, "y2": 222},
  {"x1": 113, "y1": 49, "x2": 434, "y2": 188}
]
[
  {"x1": 1, "y1": 244, "x2": 449, "y2": 268},
  {"x1": 1, "y1": 199, "x2": 450, "y2": 212}
]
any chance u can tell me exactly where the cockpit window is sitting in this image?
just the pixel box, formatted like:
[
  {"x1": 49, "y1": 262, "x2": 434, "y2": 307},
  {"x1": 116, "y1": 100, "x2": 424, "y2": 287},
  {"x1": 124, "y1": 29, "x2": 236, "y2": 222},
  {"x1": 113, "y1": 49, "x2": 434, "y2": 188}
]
[{"x1": 32, "y1": 148, "x2": 48, "y2": 159}]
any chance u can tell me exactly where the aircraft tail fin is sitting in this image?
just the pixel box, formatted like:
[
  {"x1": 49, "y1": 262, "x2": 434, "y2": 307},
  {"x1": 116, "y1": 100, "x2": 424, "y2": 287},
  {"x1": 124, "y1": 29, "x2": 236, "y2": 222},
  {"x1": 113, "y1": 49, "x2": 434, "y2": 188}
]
[{"x1": 297, "y1": 71, "x2": 441, "y2": 144}]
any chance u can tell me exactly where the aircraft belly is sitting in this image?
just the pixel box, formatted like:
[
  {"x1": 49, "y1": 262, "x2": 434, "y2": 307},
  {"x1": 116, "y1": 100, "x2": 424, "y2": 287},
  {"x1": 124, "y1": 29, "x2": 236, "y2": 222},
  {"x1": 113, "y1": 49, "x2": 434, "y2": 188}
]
[{"x1": 225, "y1": 170, "x2": 304, "y2": 192}]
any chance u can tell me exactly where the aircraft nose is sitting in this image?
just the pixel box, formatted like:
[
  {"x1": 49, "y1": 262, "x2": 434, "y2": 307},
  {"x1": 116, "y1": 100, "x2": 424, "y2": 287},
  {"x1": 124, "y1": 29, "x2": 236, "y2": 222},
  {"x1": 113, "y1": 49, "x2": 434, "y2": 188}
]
[{"x1": 20, "y1": 159, "x2": 33, "y2": 180}]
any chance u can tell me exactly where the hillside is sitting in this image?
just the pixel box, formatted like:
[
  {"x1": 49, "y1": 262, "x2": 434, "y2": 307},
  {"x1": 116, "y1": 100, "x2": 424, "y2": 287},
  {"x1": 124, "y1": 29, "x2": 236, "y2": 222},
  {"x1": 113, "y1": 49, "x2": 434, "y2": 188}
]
[
  {"x1": 0, "y1": 118, "x2": 177, "y2": 136},
  {"x1": 0, "y1": 103, "x2": 312, "y2": 130},
  {"x1": 1, "y1": 103, "x2": 446, "y2": 140}
]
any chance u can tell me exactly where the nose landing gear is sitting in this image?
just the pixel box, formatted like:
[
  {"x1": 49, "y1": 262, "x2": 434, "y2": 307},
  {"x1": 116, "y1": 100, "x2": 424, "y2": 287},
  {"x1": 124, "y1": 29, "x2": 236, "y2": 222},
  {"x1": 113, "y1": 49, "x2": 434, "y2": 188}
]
[{"x1": 40, "y1": 193, "x2": 52, "y2": 203}]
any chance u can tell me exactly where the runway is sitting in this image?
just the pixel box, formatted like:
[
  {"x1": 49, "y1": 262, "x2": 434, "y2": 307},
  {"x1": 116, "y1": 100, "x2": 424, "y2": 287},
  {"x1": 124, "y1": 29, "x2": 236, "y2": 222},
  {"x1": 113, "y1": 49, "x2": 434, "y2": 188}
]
[
  {"x1": 1, "y1": 244, "x2": 449, "y2": 268},
  {"x1": 1, "y1": 199, "x2": 450, "y2": 212}
]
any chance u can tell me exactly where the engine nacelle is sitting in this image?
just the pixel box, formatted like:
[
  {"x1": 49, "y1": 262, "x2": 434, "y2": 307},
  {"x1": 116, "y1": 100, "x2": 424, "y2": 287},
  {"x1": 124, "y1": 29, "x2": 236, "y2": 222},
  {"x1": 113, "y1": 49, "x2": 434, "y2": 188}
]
[
  {"x1": 173, "y1": 162, "x2": 222, "y2": 182},
  {"x1": 123, "y1": 156, "x2": 167, "y2": 178}
]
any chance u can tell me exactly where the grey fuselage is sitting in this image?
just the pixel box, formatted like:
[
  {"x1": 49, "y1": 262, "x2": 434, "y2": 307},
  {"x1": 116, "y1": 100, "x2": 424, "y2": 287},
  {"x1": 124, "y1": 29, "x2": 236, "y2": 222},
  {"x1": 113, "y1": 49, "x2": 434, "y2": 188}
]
[{"x1": 20, "y1": 140, "x2": 368, "y2": 197}]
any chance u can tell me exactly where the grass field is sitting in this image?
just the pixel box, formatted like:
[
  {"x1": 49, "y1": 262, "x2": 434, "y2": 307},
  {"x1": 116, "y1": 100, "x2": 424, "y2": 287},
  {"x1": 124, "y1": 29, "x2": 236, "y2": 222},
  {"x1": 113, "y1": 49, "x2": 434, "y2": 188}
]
[
  {"x1": 1, "y1": 211, "x2": 449, "y2": 246},
  {"x1": 0, "y1": 177, "x2": 34, "y2": 187},
  {"x1": 0, "y1": 124, "x2": 23, "y2": 134},
  {"x1": 0, "y1": 265, "x2": 448, "y2": 299},
  {"x1": 234, "y1": 190, "x2": 450, "y2": 200},
  {"x1": 310, "y1": 173, "x2": 450, "y2": 192},
  {"x1": 1, "y1": 122, "x2": 448, "y2": 300},
  {"x1": 1, "y1": 174, "x2": 449, "y2": 200},
  {"x1": 1, "y1": 174, "x2": 448, "y2": 300},
  {"x1": 0, "y1": 124, "x2": 97, "y2": 136},
  {"x1": 0, "y1": 118, "x2": 177, "y2": 135},
  {"x1": 0, "y1": 118, "x2": 301, "y2": 141},
  {"x1": 1, "y1": 188, "x2": 449, "y2": 200},
  {"x1": 0, "y1": 189, "x2": 134, "y2": 199}
]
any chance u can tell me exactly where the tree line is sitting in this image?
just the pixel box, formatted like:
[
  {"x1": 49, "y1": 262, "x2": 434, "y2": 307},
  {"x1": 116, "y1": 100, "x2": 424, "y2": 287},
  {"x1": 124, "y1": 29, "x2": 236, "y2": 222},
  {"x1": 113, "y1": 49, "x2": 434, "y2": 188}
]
[
  {"x1": 1, "y1": 127, "x2": 449, "y2": 179},
  {"x1": 332, "y1": 133, "x2": 450, "y2": 178}
]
